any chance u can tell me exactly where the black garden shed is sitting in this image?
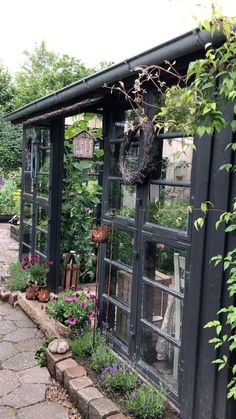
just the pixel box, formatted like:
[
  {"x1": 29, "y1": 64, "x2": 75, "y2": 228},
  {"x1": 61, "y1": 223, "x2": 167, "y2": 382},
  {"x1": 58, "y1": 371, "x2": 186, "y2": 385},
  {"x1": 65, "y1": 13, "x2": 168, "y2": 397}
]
[{"x1": 5, "y1": 27, "x2": 236, "y2": 419}]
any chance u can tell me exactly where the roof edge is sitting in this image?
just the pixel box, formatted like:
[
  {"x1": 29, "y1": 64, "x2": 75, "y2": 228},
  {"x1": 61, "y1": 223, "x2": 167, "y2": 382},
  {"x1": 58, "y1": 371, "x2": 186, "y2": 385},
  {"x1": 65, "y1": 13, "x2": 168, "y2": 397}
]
[{"x1": 5, "y1": 28, "x2": 225, "y2": 123}]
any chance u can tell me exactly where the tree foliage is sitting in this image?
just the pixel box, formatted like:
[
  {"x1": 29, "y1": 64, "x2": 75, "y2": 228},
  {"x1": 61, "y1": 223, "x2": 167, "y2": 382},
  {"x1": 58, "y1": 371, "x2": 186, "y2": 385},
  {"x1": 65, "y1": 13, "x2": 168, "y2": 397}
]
[
  {"x1": 12, "y1": 41, "x2": 95, "y2": 109},
  {"x1": 0, "y1": 65, "x2": 14, "y2": 112}
]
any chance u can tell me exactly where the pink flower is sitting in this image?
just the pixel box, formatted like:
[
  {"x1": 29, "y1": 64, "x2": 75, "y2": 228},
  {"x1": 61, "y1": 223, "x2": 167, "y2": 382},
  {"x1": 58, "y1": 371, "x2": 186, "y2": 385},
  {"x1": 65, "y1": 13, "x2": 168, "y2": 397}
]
[
  {"x1": 81, "y1": 300, "x2": 88, "y2": 309},
  {"x1": 69, "y1": 191, "x2": 76, "y2": 197},
  {"x1": 67, "y1": 315, "x2": 77, "y2": 326},
  {"x1": 169, "y1": 192, "x2": 177, "y2": 199},
  {"x1": 63, "y1": 295, "x2": 78, "y2": 302},
  {"x1": 46, "y1": 259, "x2": 53, "y2": 266},
  {"x1": 156, "y1": 243, "x2": 165, "y2": 249},
  {"x1": 88, "y1": 310, "x2": 95, "y2": 319}
]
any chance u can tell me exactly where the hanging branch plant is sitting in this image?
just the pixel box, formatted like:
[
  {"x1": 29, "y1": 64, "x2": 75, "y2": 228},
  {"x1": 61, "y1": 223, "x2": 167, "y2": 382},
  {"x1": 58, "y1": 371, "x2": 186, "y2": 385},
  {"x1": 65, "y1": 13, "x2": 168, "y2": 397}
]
[{"x1": 118, "y1": 118, "x2": 157, "y2": 184}]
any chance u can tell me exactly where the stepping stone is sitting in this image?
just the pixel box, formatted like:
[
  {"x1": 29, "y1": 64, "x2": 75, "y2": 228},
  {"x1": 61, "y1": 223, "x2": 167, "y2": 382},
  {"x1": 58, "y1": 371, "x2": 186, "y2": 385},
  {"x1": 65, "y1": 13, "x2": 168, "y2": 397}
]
[
  {"x1": 2, "y1": 351, "x2": 36, "y2": 371},
  {"x1": 17, "y1": 401, "x2": 69, "y2": 419},
  {"x1": 0, "y1": 342, "x2": 17, "y2": 361},
  {"x1": 0, "y1": 303, "x2": 14, "y2": 316},
  {"x1": 15, "y1": 337, "x2": 43, "y2": 352},
  {"x1": 3, "y1": 328, "x2": 36, "y2": 342},
  {"x1": 12, "y1": 318, "x2": 36, "y2": 328},
  {"x1": 0, "y1": 383, "x2": 46, "y2": 408},
  {"x1": 0, "y1": 407, "x2": 16, "y2": 419},
  {"x1": 20, "y1": 366, "x2": 51, "y2": 384},
  {"x1": 0, "y1": 370, "x2": 21, "y2": 397},
  {"x1": 0, "y1": 320, "x2": 17, "y2": 335},
  {"x1": 7, "y1": 309, "x2": 32, "y2": 321}
]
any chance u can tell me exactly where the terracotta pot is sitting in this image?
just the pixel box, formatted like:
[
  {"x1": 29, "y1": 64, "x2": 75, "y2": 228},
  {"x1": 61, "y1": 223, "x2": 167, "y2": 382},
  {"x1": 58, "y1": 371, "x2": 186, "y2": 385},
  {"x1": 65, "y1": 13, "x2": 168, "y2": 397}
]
[
  {"x1": 37, "y1": 286, "x2": 50, "y2": 303},
  {"x1": 54, "y1": 320, "x2": 71, "y2": 337},
  {"x1": 91, "y1": 225, "x2": 109, "y2": 243},
  {"x1": 26, "y1": 283, "x2": 38, "y2": 300}
]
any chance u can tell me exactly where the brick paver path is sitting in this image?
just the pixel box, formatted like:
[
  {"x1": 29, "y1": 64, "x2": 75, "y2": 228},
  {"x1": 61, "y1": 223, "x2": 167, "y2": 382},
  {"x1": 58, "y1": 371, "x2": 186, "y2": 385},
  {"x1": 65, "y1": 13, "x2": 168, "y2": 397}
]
[
  {"x1": 0, "y1": 225, "x2": 69, "y2": 418},
  {"x1": 0, "y1": 223, "x2": 18, "y2": 281}
]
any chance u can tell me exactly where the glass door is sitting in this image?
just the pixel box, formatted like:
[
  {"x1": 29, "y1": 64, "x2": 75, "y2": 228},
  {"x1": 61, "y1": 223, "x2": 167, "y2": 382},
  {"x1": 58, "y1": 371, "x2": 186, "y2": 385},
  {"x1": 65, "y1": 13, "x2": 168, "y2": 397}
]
[
  {"x1": 100, "y1": 103, "x2": 193, "y2": 405},
  {"x1": 20, "y1": 125, "x2": 51, "y2": 262}
]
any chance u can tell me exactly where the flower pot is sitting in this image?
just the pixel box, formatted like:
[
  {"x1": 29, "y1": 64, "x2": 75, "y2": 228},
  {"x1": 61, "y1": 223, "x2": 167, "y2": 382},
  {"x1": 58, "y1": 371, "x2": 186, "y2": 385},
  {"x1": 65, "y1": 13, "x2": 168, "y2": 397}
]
[
  {"x1": 91, "y1": 225, "x2": 109, "y2": 243},
  {"x1": 54, "y1": 320, "x2": 71, "y2": 337},
  {"x1": 37, "y1": 286, "x2": 50, "y2": 303},
  {"x1": 26, "y1": 283, "x2": 38, "y2": 300}
]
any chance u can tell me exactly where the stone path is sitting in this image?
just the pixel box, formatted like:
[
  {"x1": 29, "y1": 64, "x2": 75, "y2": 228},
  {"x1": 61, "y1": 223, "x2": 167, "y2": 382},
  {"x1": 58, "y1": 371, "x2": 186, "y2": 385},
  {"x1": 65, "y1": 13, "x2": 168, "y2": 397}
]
[
  {"x1": 0, "y1": 301, "x2": 69, "y2": 418},
  {"x1": 0, "y1": 223, "x2": 18, "y2": 281}
]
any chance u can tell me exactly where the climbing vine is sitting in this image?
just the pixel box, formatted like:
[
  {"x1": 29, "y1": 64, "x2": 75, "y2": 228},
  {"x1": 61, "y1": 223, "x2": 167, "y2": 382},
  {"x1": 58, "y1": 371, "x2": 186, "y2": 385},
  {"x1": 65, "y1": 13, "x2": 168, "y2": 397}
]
[{"x1": 109, "y1": 8, "x2": 236, "y2": 399}]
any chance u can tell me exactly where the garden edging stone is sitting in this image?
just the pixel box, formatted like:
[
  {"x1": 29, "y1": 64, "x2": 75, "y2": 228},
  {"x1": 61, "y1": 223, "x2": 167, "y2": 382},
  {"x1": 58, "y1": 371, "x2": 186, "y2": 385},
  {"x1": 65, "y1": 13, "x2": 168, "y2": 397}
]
[{"x1": 0, "y1": 292, "x2": 127, "y2": 418}]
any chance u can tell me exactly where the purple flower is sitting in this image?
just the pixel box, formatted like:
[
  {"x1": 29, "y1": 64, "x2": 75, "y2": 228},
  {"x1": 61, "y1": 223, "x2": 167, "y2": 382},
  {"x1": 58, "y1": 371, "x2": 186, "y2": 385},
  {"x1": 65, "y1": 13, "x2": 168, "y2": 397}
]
[
  {"x1": 81, "y1": 300, "x2": 88, "y2": 309},
  {"x1": 63, "y1": 295, "x2": 78, "y2": 302},
  {"x1": 67, "y1": 315, "x2": 77, "y2": 326},
  {"x1": 69, "y1": 191, "x2": 76, "y2": 197},
  {"x1": 84, "y1": 207, "x2": 92, "y2": 213},
  {"x1": 131, "y1": 391, "x2": 137, "y2": 400},
  {"x1": 169, "y1": 191, "x2": 177, "y2": 199}
]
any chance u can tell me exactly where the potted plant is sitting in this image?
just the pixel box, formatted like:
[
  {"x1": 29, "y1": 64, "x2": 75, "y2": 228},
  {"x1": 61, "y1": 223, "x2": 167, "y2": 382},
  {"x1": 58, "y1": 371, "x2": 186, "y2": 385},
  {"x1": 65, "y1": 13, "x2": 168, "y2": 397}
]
[
  {"x1": 22, "y1": 255, "x2": 52, "y2": 300},
  {"x1": 46, "y1": 290, "x2": 96, "y2": 336}
]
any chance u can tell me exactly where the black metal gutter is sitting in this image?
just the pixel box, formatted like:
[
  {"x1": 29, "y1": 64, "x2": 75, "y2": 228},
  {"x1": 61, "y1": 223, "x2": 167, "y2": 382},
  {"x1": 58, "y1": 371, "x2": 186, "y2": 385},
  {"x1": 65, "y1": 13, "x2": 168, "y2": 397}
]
[{"x1": 5, "y1": 28, "x2": 225, "y2": 123}]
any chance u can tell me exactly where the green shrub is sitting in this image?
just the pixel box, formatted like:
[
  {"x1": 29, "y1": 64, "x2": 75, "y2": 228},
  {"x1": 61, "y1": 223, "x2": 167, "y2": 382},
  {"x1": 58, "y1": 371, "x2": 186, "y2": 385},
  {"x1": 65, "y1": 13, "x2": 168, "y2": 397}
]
[
  {"x1": 71, "y1": 329, "x2": 100, "y2": 358},
  {"x1": 7, "y1": 261, "x2": 28, "y2": 291},
  {"x1": 35, "y1": 337, "x2": 56, "y2": 367},
  {"x1": 126, "y1": 383, "x2": 166, "y2": 418},
  {"x1": 91, "y1": 339, "x2": 115, "y2": 372},
  {"x1": 101, "y1": 361, "x2": 138, "y2": 393}
]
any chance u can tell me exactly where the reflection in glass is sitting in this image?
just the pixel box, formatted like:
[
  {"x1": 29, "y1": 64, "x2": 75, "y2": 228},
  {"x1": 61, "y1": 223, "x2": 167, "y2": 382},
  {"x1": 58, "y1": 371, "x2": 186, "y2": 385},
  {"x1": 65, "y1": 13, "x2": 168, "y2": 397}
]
[
  {"x1": 141, "y1": 326, "x2": 179, "y2": 391},
  {"x1": 102, "y1": 301, "x2": 130, "y2": 345},
  {"x1": 108, "y1": 183, "x2": 136, "y2": 218},
  {"x1": 24, "y1": 172, "x2": 33, "y2": 194},
  {"x1": 104, "y1": 264, "x2": 132, "y2": 306},
  {"x1": 144, "y1": 241, "x2": 186, "y2": 294},
  {"x1": 36, "y1": 206, "x2": 49, "y2": 231},
  {"x1": 148, "y1": 185, "x2": 190, "y2": 230},
  {"x1": 36, "y1": 230, "x2": 47, "y2": 255},
  {"x1": 22, "y1": 202, "x2": 33, "y2": 225},
  {"x1": 155, "y1": 137, "x2": 193, "y2": 182},
  {"x1": 22, "y1": 224, "x2": 32, "y2": 246},
  {"x1": 142, "y1": 284, "x2": 183, "y2": 342},
  {"x1": 39, "y1": 148, "x2": 50, "y2": 174},
  {"x1": 37, "y1": 175, "x2": 49, "y2": 198},
  {"x1": 108, "y1": 229, "x2": 133, "y2": 267}
]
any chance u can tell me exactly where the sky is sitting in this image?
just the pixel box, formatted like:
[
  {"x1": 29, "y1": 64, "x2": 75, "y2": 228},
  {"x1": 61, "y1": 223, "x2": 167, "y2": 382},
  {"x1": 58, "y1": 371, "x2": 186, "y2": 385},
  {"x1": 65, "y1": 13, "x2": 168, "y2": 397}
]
[{"x1": 0, "y1": 0, "x2": 235, "y2": 75}]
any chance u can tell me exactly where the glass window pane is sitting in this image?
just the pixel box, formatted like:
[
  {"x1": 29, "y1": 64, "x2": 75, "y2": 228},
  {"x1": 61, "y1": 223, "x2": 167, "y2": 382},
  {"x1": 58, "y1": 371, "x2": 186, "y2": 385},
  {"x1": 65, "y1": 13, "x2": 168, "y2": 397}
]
[
  {"x1": 24, "y1": 172, "x2": 33, "y2": 194},
  {"x1": 22, "y1": 202, "x2": 33, "y2": 225},
  {"x1": 39, "y1": 148, "x2": 50, "y2": 174},
  {"x1": 37, "y1": 175, "x2": 49, "y2": 198},
  {"x1": 22, "y1": 224, "x2": 32, "y2": 246},
  {"x1": 142, "y1": 284, "x2": 183, "y2": 342},
  {"x1": 102, "y1": 300, "x2": 130, "y2": 345},
  {"x1": 141, "y1": 325, "x2": 179, "y2": 391},
  {"x1": 154, "y1": 137, "x2": 193, "y2": 182},
  {"x1": 107, "y1": 183, "x2": 136, "y2": 218},
  {"x1": 36, "y1": 230, "x2": 47, "y2": 254},
  {"x1": 104, "y1": 264, "x2": 132, "y2": 306},
  {"x1": 144, "y1": 241, "x2": 186, "y2": 295},
  {"x1": 110, "y1": 141, "x2": 140, "y2": 177},
  {"x1": 108, "y1": 229, "x2": 133, "y2": 267},
  {"x1": 147, "y1": 185, "x2": 190, "y2": 230},
  {"x1": 36, "y1": 206, "x2": 49, "y2": 231}
]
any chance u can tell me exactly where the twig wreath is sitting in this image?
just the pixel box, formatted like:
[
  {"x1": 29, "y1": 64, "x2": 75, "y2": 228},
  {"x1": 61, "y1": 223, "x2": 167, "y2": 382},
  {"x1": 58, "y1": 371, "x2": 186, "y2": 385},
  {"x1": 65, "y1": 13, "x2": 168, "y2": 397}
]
[{"x1": 118, "y1": 118, "x2": 156, "y2": 184}]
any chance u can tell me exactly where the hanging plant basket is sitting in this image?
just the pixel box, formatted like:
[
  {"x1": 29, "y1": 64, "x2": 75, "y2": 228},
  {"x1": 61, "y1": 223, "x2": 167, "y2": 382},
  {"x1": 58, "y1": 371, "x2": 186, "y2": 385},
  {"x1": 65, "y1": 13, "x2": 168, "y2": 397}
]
[
  {"x1": 91, "y1": 225, "x2": 109, "y2": 243},
  {"x1": 119, "y1": 118, "x2": 157, "y2": 184}
]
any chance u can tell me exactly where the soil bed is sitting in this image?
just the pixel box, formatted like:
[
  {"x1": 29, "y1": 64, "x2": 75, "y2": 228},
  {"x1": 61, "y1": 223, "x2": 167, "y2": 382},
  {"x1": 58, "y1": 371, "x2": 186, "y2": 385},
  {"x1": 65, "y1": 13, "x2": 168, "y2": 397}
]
[{"x1": 76, "y1": 357, "x2": 180, "y2": 419}]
